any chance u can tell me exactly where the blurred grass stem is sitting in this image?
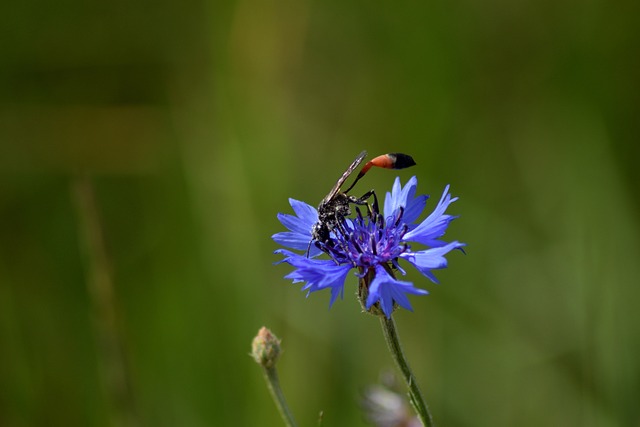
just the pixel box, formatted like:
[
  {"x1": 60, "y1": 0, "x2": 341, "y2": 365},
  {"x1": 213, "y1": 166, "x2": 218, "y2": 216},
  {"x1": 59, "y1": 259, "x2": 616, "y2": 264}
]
[
  {"x1": 380, "y1": 315, "x2": 433, "y2": 427},
  {"x1": 73, "y1": 176, "x2": 138, "y2": 427}
]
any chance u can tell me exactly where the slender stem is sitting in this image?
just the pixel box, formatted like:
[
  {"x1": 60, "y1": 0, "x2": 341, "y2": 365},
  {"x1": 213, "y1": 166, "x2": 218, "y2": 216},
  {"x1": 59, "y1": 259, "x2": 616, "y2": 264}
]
[
  {"x1": 261, "y1": 365, "x2": 299, "y2": 427},
  {"x1": 380, "y1": 315, "x2": 434, "y2": 427}
]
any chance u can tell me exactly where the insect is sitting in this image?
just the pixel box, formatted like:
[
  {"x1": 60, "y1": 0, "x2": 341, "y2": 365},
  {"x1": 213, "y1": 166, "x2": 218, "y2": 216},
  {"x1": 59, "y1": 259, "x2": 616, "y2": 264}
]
[{"x1": 309, "y1": 150, "x2": 416, "y2": 254}]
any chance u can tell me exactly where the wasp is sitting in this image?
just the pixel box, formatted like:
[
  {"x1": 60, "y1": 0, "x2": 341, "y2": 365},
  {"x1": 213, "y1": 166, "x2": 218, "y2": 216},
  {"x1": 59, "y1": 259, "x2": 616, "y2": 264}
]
[{"x1": 309, "y1": 150, "x2": 416, "y2": 254}]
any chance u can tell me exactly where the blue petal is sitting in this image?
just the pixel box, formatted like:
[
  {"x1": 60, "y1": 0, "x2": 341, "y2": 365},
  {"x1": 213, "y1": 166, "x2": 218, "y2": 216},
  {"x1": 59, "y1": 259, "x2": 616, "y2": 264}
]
[
  {"x1": 274, "y1": 199, "x2": 316, "y2": 236},
  {"x1": 400, "y1": 241, "x2": 466, "y2": 283},
  {"x1": 404, "y1": 185, "x2": 458, "y2": 244},
  {"x1": 289, "y1": 199, "x2": 318, "y2": 225},
  {"x1": 272, "y1": 231, "x2": 310, "y2": 251},
  {"x1": 277, "y1": 212, "x2": 311, "y2": 236},
  {"x1": 403, "y1": 194, "x2": 428, "y2": 226},
  {"x1": 365, "y1": 265, "x2": 428, "y2": 318},
  {"x1": 278, "y1": 252, "x2": 353, "y2": 307},
  {"x1": 383, "y1": 177, "x2": 405, "y2": 218},
  {"x1": 272, "y1": 232, "x2": 323, "y2": 257},
  {"x1": 328, "y1": 281, "x2": 345, "y2": 307},
  {"x1": 274, "y1": 248, "x2": 306, "y2": 265},
  {"x1": 273, "y1": 199, "x2": 322, "y2": 256},
  {"x1": 383, "y1": 176, "x2": 427, "y2": 226}
]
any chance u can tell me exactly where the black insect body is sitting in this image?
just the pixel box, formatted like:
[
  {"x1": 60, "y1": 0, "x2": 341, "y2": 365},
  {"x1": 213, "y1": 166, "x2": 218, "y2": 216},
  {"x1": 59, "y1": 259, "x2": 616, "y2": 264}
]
[{"x1": 309, "y1": 150, "x2": 416, "y2": 255}]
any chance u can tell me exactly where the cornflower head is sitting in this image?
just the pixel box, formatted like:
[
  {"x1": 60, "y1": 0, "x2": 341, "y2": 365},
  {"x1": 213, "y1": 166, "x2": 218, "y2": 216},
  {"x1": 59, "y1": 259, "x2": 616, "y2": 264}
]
[{"x1": 273, "y1": 176, "x2": 464, "y2": 318}]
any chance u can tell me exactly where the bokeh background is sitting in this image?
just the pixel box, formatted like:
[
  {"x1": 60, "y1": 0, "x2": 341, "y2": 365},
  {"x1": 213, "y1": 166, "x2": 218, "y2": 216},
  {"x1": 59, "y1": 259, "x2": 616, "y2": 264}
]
[{"x1": 1, "y1": 0, "x2": 639, "y2": 425}]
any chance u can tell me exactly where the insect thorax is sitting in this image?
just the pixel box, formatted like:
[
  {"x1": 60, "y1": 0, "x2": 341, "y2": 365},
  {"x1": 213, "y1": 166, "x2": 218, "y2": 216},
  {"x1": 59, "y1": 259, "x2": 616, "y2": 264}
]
[{"x1": 313, "y1": 193, "x2": 352, "y2": 243}]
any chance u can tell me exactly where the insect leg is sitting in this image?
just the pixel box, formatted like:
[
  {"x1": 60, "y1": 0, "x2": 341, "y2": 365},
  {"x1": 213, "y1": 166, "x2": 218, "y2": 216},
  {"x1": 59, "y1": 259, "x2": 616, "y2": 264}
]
[{"x1": 348, "y1": 190, "x2": 380, "y2": 218}]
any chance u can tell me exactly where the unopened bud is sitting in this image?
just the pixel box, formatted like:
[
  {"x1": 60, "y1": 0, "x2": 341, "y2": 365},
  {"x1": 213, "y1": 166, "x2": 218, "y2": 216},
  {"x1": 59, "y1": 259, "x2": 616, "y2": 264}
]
[{"x1": 251, "y1": 327, "x2": 281, "y2": 368}]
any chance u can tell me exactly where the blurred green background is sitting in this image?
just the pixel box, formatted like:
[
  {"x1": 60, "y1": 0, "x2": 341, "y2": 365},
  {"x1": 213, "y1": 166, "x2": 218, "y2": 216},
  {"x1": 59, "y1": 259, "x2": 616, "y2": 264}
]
[{"x1": 1, "y1": 0, "x2": 639, "y2": 425}]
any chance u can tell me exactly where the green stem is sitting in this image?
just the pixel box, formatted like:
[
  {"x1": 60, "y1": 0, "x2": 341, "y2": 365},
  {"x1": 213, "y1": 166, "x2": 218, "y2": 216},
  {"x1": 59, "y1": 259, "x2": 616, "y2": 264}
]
[
  {"x1": 261, "y1": 365, "x2": 299, "y2": 427},
  {"x1": 380, "y1": 315, "x2": 434, "y2": 427}
]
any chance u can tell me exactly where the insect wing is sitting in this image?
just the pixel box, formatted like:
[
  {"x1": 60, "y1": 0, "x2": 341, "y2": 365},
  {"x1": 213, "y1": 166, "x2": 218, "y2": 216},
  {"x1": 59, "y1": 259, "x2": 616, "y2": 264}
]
[{"x1": 321, "y1": 150, "x2": 367, "y2": 203}]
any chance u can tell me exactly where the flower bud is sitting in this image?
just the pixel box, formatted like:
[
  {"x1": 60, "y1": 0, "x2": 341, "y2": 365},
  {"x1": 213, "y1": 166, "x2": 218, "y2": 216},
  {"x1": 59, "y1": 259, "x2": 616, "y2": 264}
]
[{"x1": 251, "y1": 327, "x2": 281, "y2": 369}]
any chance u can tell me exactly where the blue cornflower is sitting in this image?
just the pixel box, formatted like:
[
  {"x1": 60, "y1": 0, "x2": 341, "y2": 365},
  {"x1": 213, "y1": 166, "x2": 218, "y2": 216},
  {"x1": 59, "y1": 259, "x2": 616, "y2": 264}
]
[{"x1": 272, "y1": 176, "x2": 465, "y2": 318}]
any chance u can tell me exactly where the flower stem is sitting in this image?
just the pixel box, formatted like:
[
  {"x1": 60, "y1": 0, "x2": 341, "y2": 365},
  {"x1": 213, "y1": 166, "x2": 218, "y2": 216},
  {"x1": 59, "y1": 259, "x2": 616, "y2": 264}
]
[
  {"x1": 261, "y1": 365, "x2": 298, "y2": 427},
  {"x1": 380, "y1": 315, "x2": 434, "y2": 427}
]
